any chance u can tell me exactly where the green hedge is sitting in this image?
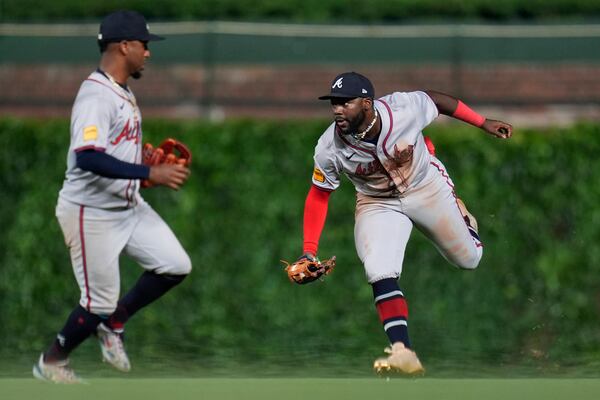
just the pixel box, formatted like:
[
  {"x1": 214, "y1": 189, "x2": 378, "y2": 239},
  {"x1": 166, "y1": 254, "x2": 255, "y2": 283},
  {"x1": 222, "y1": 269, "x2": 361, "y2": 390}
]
[
  {"x1": 2, "y1": 0, "x2": 600, "y2": 22},
  {"x1": 1, "y1": 118, "x2": 599, "y2": 373}
]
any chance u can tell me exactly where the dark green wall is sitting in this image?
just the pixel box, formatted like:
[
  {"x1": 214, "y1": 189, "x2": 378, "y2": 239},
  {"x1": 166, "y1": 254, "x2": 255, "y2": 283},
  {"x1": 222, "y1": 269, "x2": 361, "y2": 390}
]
[{"x1": 2, "y1": 32, "x2": 600, "y2": 64}]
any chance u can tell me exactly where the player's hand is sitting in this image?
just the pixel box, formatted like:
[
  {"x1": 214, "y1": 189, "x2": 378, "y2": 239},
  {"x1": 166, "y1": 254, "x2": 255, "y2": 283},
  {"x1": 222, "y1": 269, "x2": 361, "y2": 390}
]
[
  {"x1": 148, "y1": 163, "x2": 190, "y2": 190},
  {"x1": 481, "y1": 119, "x2": 513, "y2": 139},
  {"x1": 298, "y1": 252, "x2": 318, "y2": 262}
]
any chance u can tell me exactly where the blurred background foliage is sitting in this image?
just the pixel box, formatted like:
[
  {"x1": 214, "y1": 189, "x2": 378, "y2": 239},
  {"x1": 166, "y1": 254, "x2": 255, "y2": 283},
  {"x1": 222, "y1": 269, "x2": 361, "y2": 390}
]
[
  {"x1": 1, "y1": 118, "x2": 599, "y2": 375},
  {"x1": 2, "y1": 0, "x2": 600, "y2": 21}
]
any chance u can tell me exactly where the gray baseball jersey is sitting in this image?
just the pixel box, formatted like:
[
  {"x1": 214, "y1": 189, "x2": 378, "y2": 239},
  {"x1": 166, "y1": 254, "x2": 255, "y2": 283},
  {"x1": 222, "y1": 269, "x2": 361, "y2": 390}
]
[
  {"x1": 312, "y1": 91, "x2": 438, "y2": 195},
  {"x1": 59, "y1": 70, "x2": 143, "y2": 209}
]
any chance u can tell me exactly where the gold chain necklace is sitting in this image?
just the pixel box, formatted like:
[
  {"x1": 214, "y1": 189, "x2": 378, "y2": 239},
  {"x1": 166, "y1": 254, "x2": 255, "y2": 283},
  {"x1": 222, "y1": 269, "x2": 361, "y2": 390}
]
[
  {"x1": 353, "y1": 109, "x2": 378, "y2": 141},
  {"x1": 101, "y1": 70, "x2": 139, "y2": 120}
]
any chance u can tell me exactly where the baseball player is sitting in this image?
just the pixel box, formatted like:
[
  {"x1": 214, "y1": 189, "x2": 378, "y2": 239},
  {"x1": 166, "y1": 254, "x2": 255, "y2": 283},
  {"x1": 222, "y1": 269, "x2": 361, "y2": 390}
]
[
  {"x1": 33, "y1": 11, "x2": 192, "y2": 383},
  {"x1": 300, "y1": 72, "x2": 512, "y2": 374}
]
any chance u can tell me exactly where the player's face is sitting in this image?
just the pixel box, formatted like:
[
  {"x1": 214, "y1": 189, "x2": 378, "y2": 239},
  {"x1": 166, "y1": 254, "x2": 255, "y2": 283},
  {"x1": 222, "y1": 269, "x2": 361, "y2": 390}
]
[
  {"x1": 125, "y1": 40, "x2": 150, "y2": 80},
  {"x1": 330, "y1": 97, "x2": 367, "y2": 135}
]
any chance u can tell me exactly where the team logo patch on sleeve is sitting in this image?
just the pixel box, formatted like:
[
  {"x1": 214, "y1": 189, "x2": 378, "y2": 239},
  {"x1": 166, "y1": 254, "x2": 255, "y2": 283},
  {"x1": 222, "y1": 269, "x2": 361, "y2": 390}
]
[
  {"x1": 313, "y1": 167, "x2": 325, "y2": 183},
  {"x1": 83, "y1": 125, "x2": 98, "y2": 141}
]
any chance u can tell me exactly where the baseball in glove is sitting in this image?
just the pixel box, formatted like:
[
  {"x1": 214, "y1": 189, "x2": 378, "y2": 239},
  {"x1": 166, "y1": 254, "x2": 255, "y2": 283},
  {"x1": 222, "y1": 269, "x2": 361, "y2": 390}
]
[
  {"x1": 141, "y1": 138, "x2": 192, "y2": 188},
  {"x1": 282, "y1": 254, "x2": 336, "y2": 284}
]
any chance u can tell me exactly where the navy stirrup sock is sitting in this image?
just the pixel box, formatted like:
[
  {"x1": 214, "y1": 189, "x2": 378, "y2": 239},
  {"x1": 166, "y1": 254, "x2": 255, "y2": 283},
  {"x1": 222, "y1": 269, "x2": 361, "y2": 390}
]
[
  {"x1": 108, "y1": 271, "x2": 187, "y2": 330},
  {"x1": 44, "y1": 305, "x2": 103, "y2": 362},
  {"x1": 372, "y1": 278, "x2": 411, "y2": 348}
]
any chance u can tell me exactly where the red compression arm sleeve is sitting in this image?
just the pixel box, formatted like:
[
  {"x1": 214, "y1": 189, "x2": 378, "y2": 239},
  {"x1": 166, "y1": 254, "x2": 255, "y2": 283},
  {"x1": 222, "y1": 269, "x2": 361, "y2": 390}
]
[
  {"x1": 303, "y1": 185, "x2": 332, "y2": 255},
  {"x1": 452, "y1": 100, "x2": 486, "y2": 127}
]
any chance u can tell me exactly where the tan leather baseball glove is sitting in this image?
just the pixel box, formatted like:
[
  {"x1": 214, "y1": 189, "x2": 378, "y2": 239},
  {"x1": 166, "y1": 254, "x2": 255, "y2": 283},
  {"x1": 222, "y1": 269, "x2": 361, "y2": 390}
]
[{"x1": 282, "y1": 254, "x2": 336, "y2": 284}]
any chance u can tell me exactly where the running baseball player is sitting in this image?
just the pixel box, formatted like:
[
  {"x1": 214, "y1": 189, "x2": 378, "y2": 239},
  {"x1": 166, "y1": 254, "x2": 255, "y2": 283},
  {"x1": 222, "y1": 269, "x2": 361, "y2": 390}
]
[
  {"x1": 297, "y1": 72, "x2": 512, "y2": 374},
  {"x1": 33, "y1": 10, "x2": 192, "y2": 383}
]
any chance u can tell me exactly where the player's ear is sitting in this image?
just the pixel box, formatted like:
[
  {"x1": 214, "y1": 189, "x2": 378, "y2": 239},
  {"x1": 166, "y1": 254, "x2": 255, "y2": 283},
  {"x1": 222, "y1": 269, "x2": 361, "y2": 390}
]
[
  {"x1": 362, "y1": 97, "x2": 373, "y2": 111},
  {"x1": 118, "y1": 40, "x2": 129, "y2": 55}
]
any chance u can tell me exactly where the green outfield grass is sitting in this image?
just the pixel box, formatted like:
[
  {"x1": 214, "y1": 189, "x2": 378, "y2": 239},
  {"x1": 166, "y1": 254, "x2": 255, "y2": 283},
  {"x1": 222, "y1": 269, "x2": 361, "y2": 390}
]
[{"x1": 2, "y1": 378, "x2": 600, "y2": 400}]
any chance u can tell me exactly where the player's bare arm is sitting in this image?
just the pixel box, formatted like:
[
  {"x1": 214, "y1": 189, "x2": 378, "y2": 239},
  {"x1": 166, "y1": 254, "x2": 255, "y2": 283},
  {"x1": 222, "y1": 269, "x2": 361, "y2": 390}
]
[
  {"x1": 425, "y1": 90, "x2": 513, "y2": 139},
  {"x1": 149, "y1": 163, "x2": 190, "y2": 190}
]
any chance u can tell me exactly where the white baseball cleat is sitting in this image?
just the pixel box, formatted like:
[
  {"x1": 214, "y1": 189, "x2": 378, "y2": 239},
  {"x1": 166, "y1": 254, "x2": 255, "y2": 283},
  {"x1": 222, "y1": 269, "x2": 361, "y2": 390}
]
[
  {"x1": 32, "y1": 353, "x2": 83, "y2": 384},
  {"x1": 97, "y1": 323, "x2": 131, "y2": 372},
  {"x1": 373, "y1": 342, "x2": 425, "y2": 375},
  {"x1": 456, "y1": 198, "x2": 478, "y2": 233}
]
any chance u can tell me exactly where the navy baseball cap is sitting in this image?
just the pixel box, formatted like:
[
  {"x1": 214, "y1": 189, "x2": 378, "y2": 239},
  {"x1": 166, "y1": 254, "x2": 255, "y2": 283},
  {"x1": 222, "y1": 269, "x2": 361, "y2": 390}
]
[
  {"x1": 318, "y1": 72, "x2": 375, "y2": 100},
  {"x1": 98, "y1": 10, "x2": 164, "y2": 43}
]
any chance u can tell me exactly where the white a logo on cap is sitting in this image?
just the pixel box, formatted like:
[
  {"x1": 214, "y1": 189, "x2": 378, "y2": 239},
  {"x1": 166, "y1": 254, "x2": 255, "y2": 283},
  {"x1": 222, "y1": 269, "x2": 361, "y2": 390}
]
[
  {"x1": 332, "y1": 77, "x2": 343, "y2": 89},
  {"x1": 362, "y1": 88, "x2": 368, "y2": 94}
]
